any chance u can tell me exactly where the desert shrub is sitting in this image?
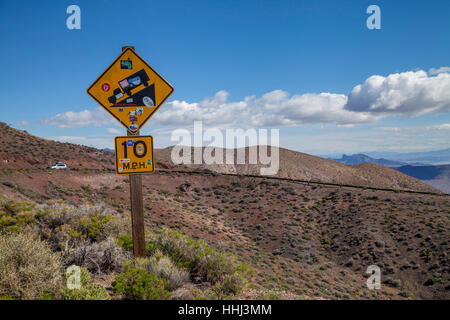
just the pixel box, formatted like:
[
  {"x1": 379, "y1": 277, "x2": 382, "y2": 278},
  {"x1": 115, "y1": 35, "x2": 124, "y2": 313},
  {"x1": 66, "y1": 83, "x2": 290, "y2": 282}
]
[
  {"x1": 0, "y1": 196, "x2": 130, "y2": 277},
  {"x1": 63, "y1": 266, "x2": 109, "y2": 300},
  {"x1": 214, "y1": 273, "x2": 245, "y2": 296},
  {"x1": 171, "y1": 285, "x2": 195, "y2": 300},
  {"x1": 112, "y1": 262, "x2": 171, "y2": 300},
  {"x1": 78, "y1": 215, "x2": 118, "y2": 241},
  {"x1": 0, "y1": 198, "x2": 35, "y2": 213},
  {"x1": 0, "y1": 198, "x2": 36, "y2": 233},
  {"x1": 63, "y1": 284, "x2": 109, "y2": 300},
  {"x1": 34, "y1": 201, "x2": 130, "y2": 251},
  {"x1": 65, "y1": 266, "x2": 92, "y2": 287},
  {"x1": 63, "y1": 237, "x2": 130, "y2": 275},
  {"x1": 0, "y1": 232, "x2": 63, "y2": 299},
  {"x1": 145, "y1": 229, "x2": 253, "y2": 295},
  {"x1": 136, "y1": 251, "x2": 190, "y2": 290},
  {"x1": 117, "y1": 235, "x2": 133, "y2": 251}
]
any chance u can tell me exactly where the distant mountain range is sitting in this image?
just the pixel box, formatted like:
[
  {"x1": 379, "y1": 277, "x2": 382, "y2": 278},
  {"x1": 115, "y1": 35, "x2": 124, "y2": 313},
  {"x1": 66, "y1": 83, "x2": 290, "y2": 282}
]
[
  {"x1": 396, "y1": 165, "x2": 450, "y2": 194},
  {"x1": 329, "y1": 152, "x2": 450, "y2": 194},
  {"x1": 331, "y1": 154, "x2": 409, "y2": 167},
  {"x1": 363, "y1": 148, "x2": 450, "y2": 165},
  {"x1": 325, "y1": 148, "x2": 450, "y2": 165}
]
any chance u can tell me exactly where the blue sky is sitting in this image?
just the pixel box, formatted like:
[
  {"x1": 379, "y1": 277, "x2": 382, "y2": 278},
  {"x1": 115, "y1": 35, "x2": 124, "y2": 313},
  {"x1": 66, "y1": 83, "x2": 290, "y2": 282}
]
[{"x1": 0, "y1": 0, "x2": 449, "y2": 155}]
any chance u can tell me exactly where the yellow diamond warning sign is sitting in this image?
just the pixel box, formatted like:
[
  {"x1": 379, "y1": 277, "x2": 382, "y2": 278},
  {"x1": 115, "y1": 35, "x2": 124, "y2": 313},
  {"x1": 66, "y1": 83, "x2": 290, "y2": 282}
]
[
  {"x1": 87, "y1": 47, "x2": 174, "y2": 133},
  {"x1": 114, "y1": 135, "x2": 154, "y2": 175}
]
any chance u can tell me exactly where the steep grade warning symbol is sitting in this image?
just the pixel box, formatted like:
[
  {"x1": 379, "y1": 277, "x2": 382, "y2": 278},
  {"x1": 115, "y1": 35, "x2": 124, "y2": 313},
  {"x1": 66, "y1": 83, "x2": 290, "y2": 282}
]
[{"x1": 86, "y1": 47, "x2": 174, "y2": 134}]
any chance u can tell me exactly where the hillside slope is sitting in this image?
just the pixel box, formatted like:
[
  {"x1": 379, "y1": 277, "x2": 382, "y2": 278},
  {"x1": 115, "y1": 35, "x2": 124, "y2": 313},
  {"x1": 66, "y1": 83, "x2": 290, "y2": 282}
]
[
  {"x1": 0, "y1": 123, "x2": 448, "y2": 299},
  {"x1": 0, "y1": 122, "x2": 114, "y2": 170},
  {"x1": 156, "y1": 146, "x2": 440, "y2": 193},
  {"x1": 0, "y1": 123, "x2": 440, "y2": 193},
  {"x1": 0, "y1": 169, "x2": 448, "y2": 299}
]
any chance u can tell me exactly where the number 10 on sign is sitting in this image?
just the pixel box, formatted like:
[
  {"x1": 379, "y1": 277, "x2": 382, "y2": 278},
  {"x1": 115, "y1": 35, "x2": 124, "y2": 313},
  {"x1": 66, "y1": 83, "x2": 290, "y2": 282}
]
[{"x1": 114, "y1": 136, "x2": 154, "y2": 175}]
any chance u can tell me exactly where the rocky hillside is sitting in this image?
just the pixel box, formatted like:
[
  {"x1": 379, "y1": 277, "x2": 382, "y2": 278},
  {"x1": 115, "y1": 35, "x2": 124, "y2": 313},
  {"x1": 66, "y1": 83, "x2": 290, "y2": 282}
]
[
  {"x1": 0, "y1": 169, "x2": 448, "y2": 299},
  {"x1": 0, "y1": 122, "x2": 440, "y2": 193},
  {"x1": 0, "y1": 122, "x2": 114, "y2": 170},
  {"x1": 0, "y1": 122, "x2": 448, "y2": 300},
  {"x1": 156, "y1": 146, "x2": 441, "y2": 193}
]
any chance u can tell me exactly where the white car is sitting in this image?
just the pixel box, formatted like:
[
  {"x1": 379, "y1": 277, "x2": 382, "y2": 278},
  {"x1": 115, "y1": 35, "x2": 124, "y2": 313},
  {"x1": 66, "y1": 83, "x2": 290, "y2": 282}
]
[{"x1": 47, "y1": 162, "x2": 67, "y2": 170}]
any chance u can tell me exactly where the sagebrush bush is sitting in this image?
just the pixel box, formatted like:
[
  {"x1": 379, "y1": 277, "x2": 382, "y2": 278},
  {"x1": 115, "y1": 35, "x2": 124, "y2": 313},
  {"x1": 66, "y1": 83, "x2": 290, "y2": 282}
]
[
  {"x1": 136, "y1": 251, "x2": 190, "y2": 290},
  {"x1": 215, "y1": 273, "x2": 244, "y2": 296},
  {"x1": 112, "y1": 262, "x2": 171, "y2": 300},
  {"x1": 35, "y1": 201, "x2": 131, "y2": 251},
  {"x1": 0, "y1": 195, "x2": 253, "y2": 300},
  {"x1": 171, "y1": 285, "x2": 195, "y2": 300},
  {"x1": 63, "y1": 266, "x2": 109, "y2": 300},
  {"x1": 63, "y1": 237, "x2": 130, "y2": 275},
  {"x1": 0, "y1": 198, "x2": 36, "y2": 233},
  {"x1": 0, "y1": 232, "x2": 63, "y2": 299},
  {"x1": 145, "y1": 228, "x2": 253, "y2": 296},
  {"x1": 63, "y1": 284, "x2": 109, "y2": 300},
  {"x1": 0, "y1": 197, "x2": 130, "y2": 252},
  {"x1": 116, "y1": 235, "x2": 133, "y2": 251},
  {"x1": 64, "y1": 266, "x2": 92, "y2": 287}
]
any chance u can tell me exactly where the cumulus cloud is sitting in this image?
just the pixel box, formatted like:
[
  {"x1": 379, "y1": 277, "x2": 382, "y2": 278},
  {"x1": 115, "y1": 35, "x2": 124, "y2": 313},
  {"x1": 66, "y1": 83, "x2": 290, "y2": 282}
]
[
  {"x1": 151, "y1": 90, "x2": 375, "y2": 127},
  {"x1": 41, "y1": 67, "x2": 450, "y2": 129},
  {"x1": 345, "y1": 70, "x2": 450, "y2": 116},
  {"x1": 41, "y1": 106, "x2": 114, "y2": 128},
  {"x1": 429, "y1": 67, "x2": 450, "y2": 75}
]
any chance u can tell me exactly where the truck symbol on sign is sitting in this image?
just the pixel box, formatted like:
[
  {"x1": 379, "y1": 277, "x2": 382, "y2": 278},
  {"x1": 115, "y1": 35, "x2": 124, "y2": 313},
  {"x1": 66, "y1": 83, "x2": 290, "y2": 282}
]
[{"x1": 108, "y1": 69, "x2": 151, "y2": 105}]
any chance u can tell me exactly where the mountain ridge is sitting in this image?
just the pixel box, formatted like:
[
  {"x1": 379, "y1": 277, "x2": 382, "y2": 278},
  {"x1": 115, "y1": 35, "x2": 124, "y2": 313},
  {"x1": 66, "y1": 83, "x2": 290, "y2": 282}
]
[
  {"x1": 331, "y1": 153, "x2": 408, "y2": 167},
  {"x1": 0, "y1": 122, "x2": 440, "y2": 193}
]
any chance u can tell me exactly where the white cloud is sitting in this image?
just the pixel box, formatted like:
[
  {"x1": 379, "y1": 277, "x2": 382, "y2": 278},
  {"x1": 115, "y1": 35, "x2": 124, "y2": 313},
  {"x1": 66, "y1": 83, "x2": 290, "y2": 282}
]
[
  {"x1": 285, "y1": 126, "x2": 450, "y2": 155},
  {"x1": 41, "y1": 106, "x2": 114, "y2": 128},
  {"x1": 381, "y1": 127, "x2": 402, "y2": 132},
  {"x1": 15, "y1": 121, "x2": 30, "y2": 127},
  {"x1": 336, "y1": 124, "x2": 356, "y2": 129},
  {"x1": 346, "y1": 70, "x2": 450, "y2": 116},
  {"x1": 429, "y1": 66, "x2": 450, "y2": 75},
  {"x1": 107, "y1": 127, "x2": 122, "y2": 134},
  {"x1": 42, "y1": 91, "x2": 375, "y2": 129},
  {"x1": 41, "y1": 67, "x2": 450, "y2": 129},
  {"x1": 151, "y1": 90, "x2": 376, "y2": 127},
  {"x1": 426, "y1": 123, "x2": 450, "y2": 130}
]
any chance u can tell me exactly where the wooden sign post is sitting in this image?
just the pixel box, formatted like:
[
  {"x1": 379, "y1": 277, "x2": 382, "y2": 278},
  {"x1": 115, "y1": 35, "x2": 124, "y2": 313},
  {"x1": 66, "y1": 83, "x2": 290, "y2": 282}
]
[{"x1": 129, "y1": 131, "x2": 145, "y2": 257}]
